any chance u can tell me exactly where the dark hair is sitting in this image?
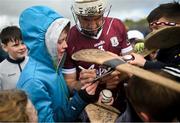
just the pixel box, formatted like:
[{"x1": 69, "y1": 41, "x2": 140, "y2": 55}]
[
  {"x1": 147, "y1": 1, "x2": 180, "y2": 23},
  {"x1": 0, "y1": 26, "x2": 22, "y2": 45},
  {"x1": 0, "y1": 89, "x2": 29, "y2": 122},
  {"x1": 126, "y1": 70, "x2": 180, "y2": 122}
]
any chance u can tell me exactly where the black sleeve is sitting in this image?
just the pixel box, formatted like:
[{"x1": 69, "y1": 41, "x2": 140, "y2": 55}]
[
  {"x1": 144, "y1": 60, "x2": 166, "y2": 70},
  {"x1": 78, "y1": 87, "x2": 102, "y2": 103}
]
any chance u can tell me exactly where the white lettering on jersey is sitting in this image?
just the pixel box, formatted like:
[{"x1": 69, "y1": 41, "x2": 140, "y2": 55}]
[
  {"x1": 110, "y1": 37, "x2": 119, "y2": 47},
  {"x1": 94, "y1": 40, "x2": 105, "y2": 47}
]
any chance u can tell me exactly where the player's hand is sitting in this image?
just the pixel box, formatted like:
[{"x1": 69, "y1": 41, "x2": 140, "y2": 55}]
[
  {"x1": 79, "y1": 69, "x2": 96, "y2": 86},
  {"x1": 100, "y1": 70, "x2": 121, "y2": 89},
  {"x1": 79, "y1": 68, "x2": 100, "y2": 95}
]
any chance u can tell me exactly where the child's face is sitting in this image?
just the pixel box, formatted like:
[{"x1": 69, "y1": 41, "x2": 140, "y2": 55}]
[
  {"x1": 3, "y1": 40, "x2": 27, "y2": 60},
  {"x1": 57, "y1": 28, "x2": 68, "y2": 61}
]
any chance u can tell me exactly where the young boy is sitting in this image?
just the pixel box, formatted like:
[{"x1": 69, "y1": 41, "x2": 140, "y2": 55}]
[
  {"x1": 129, "y1": 2, "x2": 180, "y2": 69},
  {"x1": 0, "y1": 26, "x2": 28, "y2": 90},
  {"x1": 16, "y1": 6, "x2": 99, "y2": 122},
  {"x1": 130, "y1": 69, "x2": 179, "y2": 122},
  {"x1": 116, "y1": 67, "x2": 180, "y2": 122}
]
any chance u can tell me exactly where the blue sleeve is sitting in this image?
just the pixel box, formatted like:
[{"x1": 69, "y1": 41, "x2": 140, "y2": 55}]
[
  {"x1": 17, "y1": 79, "x2": 88, "y2": 122},
  {"x1": 17, "y1": 80, "x2": 55, "y2": 122},
  {"x1": 55, "y1": 74, "x2": 88, "y2": 121},
  {"x1": 60, "y1": 90, "x2": 88, "y2": 121}
]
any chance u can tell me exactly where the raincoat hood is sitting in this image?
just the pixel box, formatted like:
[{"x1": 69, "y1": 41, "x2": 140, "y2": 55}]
[
  {"x1": 19, "y1": 6, "x2": 70, "y2": 69},
  {"x1": 17, "y1": 6, "x2": 87, "y2": 122}
]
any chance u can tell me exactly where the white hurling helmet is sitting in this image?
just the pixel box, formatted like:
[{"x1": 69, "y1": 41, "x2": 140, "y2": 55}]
[{"x1": 71, "y1": 0, "x2": 111, "y2": 37}]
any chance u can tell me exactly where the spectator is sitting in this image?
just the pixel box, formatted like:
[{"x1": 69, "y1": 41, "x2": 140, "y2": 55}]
[
  {"x1": 127, "y1": 30, "x2": 144, "y2": 45},
  {"x1": 0, "y1": 26, "x2": 28, "y2": 90},
  {"x1": 129, "y1": 1, "x2": 180, "y2": 69},
  {"x1": 17, "y1": 6, "x2": 99, "y2": 122},
  {"x1": 116, "y1": 68, "x2": 180, "y2": 122},
  {"x1": 0, "y1": 89, "x2": 37, "y2": 122},
  {"x1": 127, "y1": 30, "x2": 145, "y2": 53},
  {"x1": 127, "y1": 29, "x2": 157, "y2": 61}
]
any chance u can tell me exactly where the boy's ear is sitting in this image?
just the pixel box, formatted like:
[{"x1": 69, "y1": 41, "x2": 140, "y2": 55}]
[
  {"x1": 139, "y1": 112, "x2": 150, "y2": 122},
  {"x1": 1, "y1": 43, "x2": 8, "y2": 52}
]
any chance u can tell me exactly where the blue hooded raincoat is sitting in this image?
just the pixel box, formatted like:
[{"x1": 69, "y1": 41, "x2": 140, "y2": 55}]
[{"x1": 17, "y1": 6, "x2": 87, "y2": 122}]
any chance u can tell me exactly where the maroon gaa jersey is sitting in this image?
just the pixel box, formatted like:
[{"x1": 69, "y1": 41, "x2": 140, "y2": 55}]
[{"x1": 62, "y1": 17, "x2": 132, "y2": 77}]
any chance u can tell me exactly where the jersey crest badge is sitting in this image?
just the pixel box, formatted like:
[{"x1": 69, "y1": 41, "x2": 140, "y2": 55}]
[{"x1": 110, "y1": 37, "x2": 119, "y2": 47}]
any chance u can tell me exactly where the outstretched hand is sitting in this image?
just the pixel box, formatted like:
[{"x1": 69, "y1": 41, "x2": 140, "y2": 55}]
[{"x1": 128, "y1": 52, "x2": 146, "y2": 67}]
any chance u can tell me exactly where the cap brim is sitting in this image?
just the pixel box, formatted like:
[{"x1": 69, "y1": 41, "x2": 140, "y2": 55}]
[{"x1": 145, "y1": 26, "x2": 180, "y2": 49}]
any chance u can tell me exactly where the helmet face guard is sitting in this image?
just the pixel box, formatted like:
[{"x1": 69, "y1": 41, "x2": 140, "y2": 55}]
[{"x1": 71, "y1": 0, "x2": 111, "y2": 37}]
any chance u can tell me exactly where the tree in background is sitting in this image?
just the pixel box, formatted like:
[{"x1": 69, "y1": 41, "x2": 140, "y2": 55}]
[{"x1": 124, "y1": 18, "x2": 150, "y2": 36}]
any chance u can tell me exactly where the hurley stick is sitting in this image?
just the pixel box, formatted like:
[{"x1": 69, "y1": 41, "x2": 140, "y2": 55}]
[{"x1": 72, "y1": 49, "x2": 180, "y2": 92}]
